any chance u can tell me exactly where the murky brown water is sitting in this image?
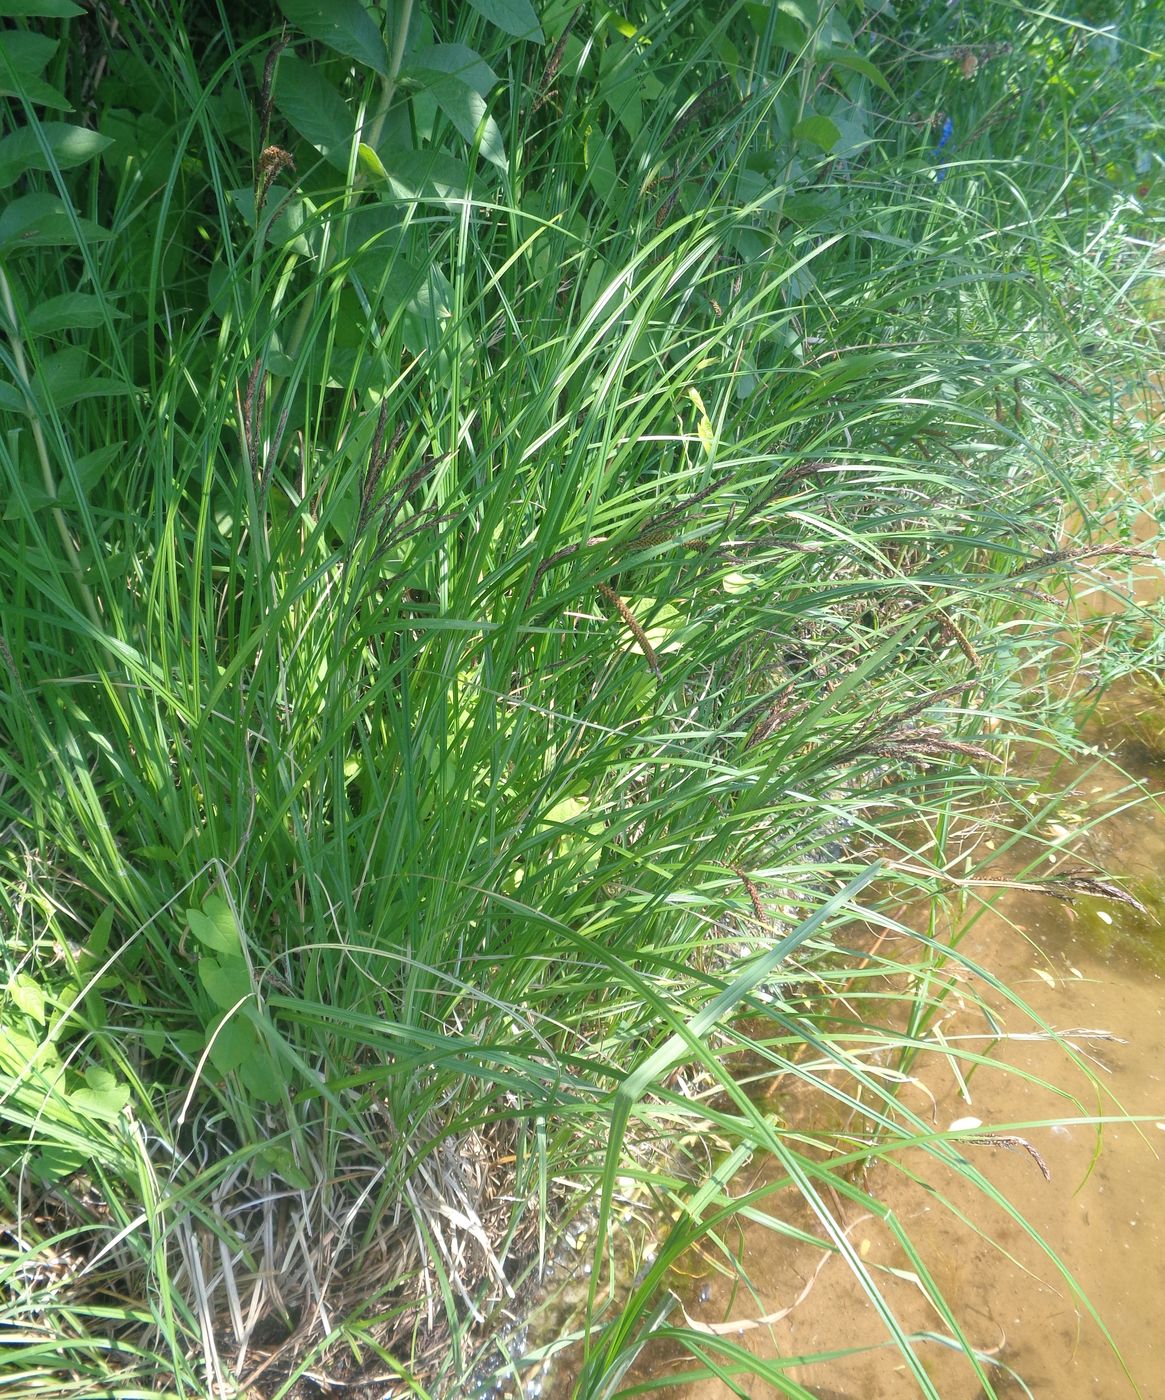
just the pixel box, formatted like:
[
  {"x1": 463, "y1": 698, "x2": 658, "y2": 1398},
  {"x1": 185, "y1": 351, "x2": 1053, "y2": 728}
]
[
  {"x1": 639, "y1": 721, "x2": 1165, "y2": 1399},
  {"x1": 509, "y1": 705, "x2": 1165, "y2": 1400}
]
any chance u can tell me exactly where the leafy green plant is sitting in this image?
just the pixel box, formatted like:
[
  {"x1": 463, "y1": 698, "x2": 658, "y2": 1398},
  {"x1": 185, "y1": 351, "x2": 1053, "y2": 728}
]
[{"x1": 0, "y1": 0, "x2": 1161, "y2": 1396}]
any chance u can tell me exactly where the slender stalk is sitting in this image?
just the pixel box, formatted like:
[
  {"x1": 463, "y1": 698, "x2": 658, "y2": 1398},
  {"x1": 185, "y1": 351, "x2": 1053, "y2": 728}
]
[{"x1": 366, "y1": 0, "x2": 414, "y2": 155}]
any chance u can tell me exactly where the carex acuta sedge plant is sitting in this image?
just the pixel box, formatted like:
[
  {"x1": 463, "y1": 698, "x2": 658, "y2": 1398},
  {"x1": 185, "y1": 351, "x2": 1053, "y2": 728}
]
[{"x1": 0, "y1": 0, "x2": 1161, "y2": 1397}]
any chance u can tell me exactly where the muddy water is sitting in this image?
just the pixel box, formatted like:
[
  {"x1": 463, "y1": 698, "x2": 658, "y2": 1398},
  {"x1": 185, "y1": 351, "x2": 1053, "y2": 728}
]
[
  {"x1": 632, "y1": 372, "x2": 1165, "y2": 1400},
  {"x1": 640, "y1": 717, "x2": 1165, "y2": 1399}
]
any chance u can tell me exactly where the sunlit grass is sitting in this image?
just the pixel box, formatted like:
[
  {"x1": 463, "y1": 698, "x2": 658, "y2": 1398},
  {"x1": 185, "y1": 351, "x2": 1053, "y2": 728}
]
[{"x1": 1, "y1": 0, "x2": 1162, "y2": 1396}]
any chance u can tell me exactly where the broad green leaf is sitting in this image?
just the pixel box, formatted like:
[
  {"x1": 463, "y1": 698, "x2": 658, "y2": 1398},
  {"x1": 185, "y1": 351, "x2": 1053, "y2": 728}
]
[
  {"x1": 766, "y1": 13, "x2": 813, "y2": 59},
  {"x1": 32, "y1": 349, "x2": 129, "y2": 407},
  {"x1": 777, "y1": 0, "x2": 814, "y2": 25},
  {"x1": 27, "y1": 292, "x2": 122, "y2": 335},
  {"x1": 0, "y1": 122, "x2": 111, "y2": 188},
  {"x1": 274, "y1": 53, "x2": 352, "y2": 168},
  {"x1": 31, "y1": 1145, "x2": 86, "y2": 1183},
  {"x1": 239, "y1": 1046, "x2": 284, "y2": 1103},
  {"x1": 27, "y1": 348, "x2": 127, "y2": 408},
  {"x1": 544, "y1": 794, "x2": 589, "y2": 826},
  {"x1": 781, "y1": 190, "x2": 841, "y2": 226},
  {"x1": 76, "y1": 902, "x2": 116, "y2": 975},
  {"x1": 0, "y1": 1, "x2": 84, "y2": 14},
  {"x1": 599, "y1": 44, "x2": 643, "y2": 139},
  {"x1": 207, "y1": 1015, "x2": 252, "y2": 1074},
  {"x1": 826, "y1": 49, "x2": 894, "y2": 96},
  {"x1": 133, "y1": 842, "x2": 178, "y2": 861},
  {"x1": 828, "y1": 108, "x2": 873, "y2": 159},
  {"x1": 277, "y1": 0, "x2": 389, "y2": 77},
  {"x1": 199, "y1": 955, "x2": 251, "y2": 1011},
  {"x1": 818, "y1": 5, "x2": 855, "y2": 49},
  {"x1": 0, "y1": 1024, "x2": 56, "y2": 1077},
  {"x1": 793, "y1": 114, "x2": 841, "y2": 152},
  {"x1": 9, "y1": 75, "x2": 70, "y2": 108},
  {"x1": 428, "y1": 75, "x2": 507, "y2": 170},
  {"x1": 254, "y1": 1145, "x2": 312, "y2": 1189},
  {"x1": 88, "y1": 904, "x2": 115, "y2": 958},
  {"x1": 357, "y1": 141, "x2": 388, "y2": 179},
  {"x1": 69, "y1": 1067, "x2": 130, "y2": 1121},
  {"x1": 229, "y1": 186, "x2": 313, "y2": 256},
  {"x1": 0, "y1": 193, "x2": 109, "y2": 250},
  {"x1": 0, "y1": 29, "x2": 56, "y2": 80},
  {"x1": 687, "y1": 386, "x2": 714, "y2": 453},
  {"x1": 466, "y1": 0, "x2": 543, "y2": 40},
  {"x1": 187, "y1": 896, "x2": 242, "y2": 956},
  {"x1": 8, "y1": 974, "x2": 46, "y2": 1025},
  {"x1": 406, "y1": 43, "x2": 499, "y2": 99},
  {"x1": 374, "y1": 146, "x2": 469, "y2": 204},
  {"x1": 46, "y1": 374, "x2": 130, "y2": 406},
  {"x1": 585, "y1": 126, "x2": 617, "y2": 200},
  {"x1": 0, "y1": 31, "x2": 70, "y2": 107}
]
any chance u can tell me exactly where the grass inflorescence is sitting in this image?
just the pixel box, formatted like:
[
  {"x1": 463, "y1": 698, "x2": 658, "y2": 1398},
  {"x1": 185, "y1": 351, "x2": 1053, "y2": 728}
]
[{"x1": 1, "y1": 0, "x2": 1162, "y2": 1396}]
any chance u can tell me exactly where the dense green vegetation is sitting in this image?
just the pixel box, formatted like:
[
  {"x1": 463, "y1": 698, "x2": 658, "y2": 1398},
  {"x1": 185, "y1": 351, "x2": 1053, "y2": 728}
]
[{"x1": 1, "y1": 0, "x2": 1161, "y2": 1395}]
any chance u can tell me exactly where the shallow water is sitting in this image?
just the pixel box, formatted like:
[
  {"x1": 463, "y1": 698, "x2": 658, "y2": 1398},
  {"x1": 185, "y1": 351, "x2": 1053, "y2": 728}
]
[{"x1": 630, "y1": 708, "x2": 1165, "y2": 1400}]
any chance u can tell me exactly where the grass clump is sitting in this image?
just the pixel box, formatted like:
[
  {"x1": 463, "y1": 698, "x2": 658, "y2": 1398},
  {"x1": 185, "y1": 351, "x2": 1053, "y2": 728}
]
[{"x1": 1, "y1": 0, "x2": 1161, "y2": 1396}]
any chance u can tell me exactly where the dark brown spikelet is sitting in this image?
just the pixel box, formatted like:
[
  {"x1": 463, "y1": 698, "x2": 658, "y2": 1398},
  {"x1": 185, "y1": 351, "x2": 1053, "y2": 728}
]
[
  {"x1": 243, "y1": 356, "x2": 266, "y2": 479},
  {"x1": 529, "y1": 535, "x2": 608, "y2": 593},
  {"x1": 860, "y1": 726, "x2": 1003, "y2": 767},
  {"x1": 1010, "y1": 543, "x2": 1154, "y2": 577},
  {"x1": 745, "y1": 687, "x2": 805, "y2": 749},
  {"x1": 932, "y1": 606, "x2": 981, "y2": 668},
  {"x1": 631, "y1": 474, "x2": 730, "y2": 543},
  {"x1": 596, "y1": 582, "x2": 661, "y2": 680},
  {"x1": 355, "y1": 399, "x2": 393, "y2": 541},
  {"x1": 258, "y1": 33, "x2": 290, "y2": 156},
  {"x1": 1045, "y1": 868, "x2": 1149, "y2": 913},
  {"x1": 533, "y1": 6, "x2": 582, "y2": 113},
  {"x1": 654, "y1": 181, "x2": 680, "y2": 229},
  {"x1": 963, "y1": 1133, "x2": 1051, "y2": 1181},
  {"x1": 665, "y1": 74, "x2": 734, "y2": 147},
  {"x1": 730, "y1": 865, "x2": 767, "y2": 928},
  {"x1": 255, "y1": 145, "x2": 296, "y2": 221}
]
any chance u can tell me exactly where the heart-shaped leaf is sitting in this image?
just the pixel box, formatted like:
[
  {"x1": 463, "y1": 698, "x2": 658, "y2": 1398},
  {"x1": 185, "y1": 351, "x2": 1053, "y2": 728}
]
[
  {"x1": 68, "y1": 1066, "x2": 131, "y2": 1122},
  {"x1": 187, "y1": 896, "x2": 242, "y2": 956},
  {"x1": 199, "y1": 954, "x2": 251, "y2": 1011}
]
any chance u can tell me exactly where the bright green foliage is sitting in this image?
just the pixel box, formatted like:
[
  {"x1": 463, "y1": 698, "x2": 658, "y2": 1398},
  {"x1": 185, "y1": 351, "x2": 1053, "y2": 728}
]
[{"x1": 0, "y1": 0, "x2": 1162, "y2": 1396}]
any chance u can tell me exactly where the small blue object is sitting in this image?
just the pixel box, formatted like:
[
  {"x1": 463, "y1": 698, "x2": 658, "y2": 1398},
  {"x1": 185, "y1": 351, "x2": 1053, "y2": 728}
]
[{"x1": 934, "y1": 116, "x2": 954, "y2": 181}]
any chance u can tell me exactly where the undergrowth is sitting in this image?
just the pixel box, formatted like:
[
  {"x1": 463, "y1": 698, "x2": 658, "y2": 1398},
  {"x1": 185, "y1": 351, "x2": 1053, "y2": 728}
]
[{"x1": 1, "y1": 1, "x2": 1162, "y2": 1396}]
